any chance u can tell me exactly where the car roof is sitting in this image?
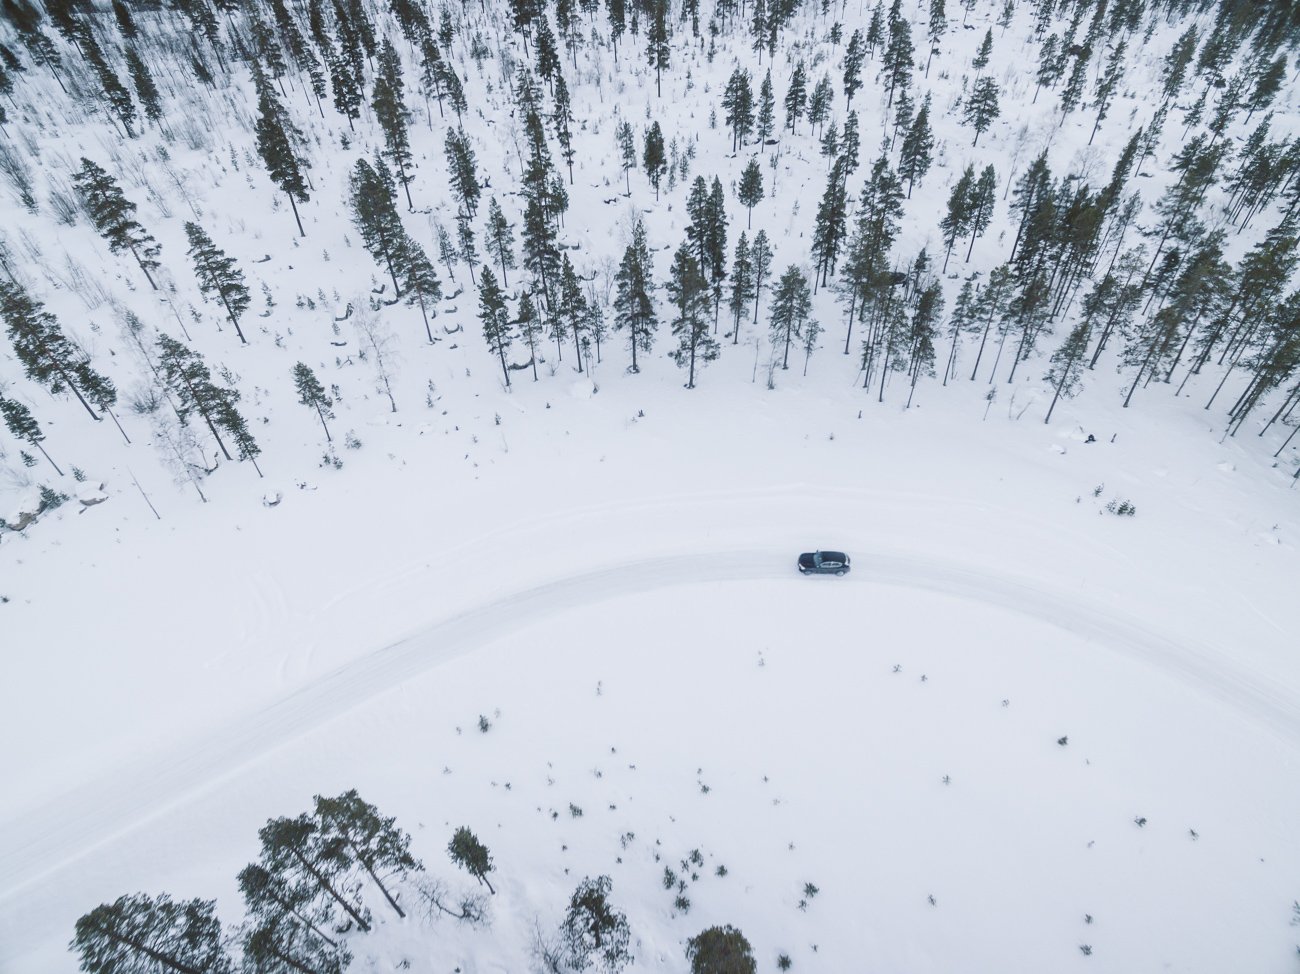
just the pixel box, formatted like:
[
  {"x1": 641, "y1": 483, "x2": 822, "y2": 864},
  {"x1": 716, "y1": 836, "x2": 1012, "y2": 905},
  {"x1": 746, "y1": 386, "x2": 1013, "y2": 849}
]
[{"x1": 820, "y1": 551, "x2": 846, "y2": 561}]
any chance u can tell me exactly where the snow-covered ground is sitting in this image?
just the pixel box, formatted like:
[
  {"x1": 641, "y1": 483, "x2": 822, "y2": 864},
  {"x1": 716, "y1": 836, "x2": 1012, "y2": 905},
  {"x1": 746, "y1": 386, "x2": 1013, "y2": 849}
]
[{"x1": 2, "y1": 0, "x2": 1300, "y2": 970}]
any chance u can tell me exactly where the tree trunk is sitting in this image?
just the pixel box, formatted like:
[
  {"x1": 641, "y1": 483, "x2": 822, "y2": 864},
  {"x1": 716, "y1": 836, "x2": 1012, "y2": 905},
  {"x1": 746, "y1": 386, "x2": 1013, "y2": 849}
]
[
  {"x1": 33, "y1": 440, "x2": 64, "y2": 476},
  {"x1": 287, "y1": 846, "x2": 371, "y2": 932},
  {"x1": 92, "y1": 925, "x2": 207, "y2": 974},
  {"x1": 288, "y1": 193, "x2": 306, "y2": 237}
]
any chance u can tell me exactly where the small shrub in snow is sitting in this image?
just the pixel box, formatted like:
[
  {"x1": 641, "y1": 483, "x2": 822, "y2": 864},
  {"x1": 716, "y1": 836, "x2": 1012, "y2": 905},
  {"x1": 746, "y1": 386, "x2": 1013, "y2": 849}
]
[
  {"x1": 715, "y1": 864, "x2": 728, "y2": 878},
  {"x1": 1079, "y1": 945, "x2": 1092, "y2": 956},
  {"x1": 776, "y1": 954, "x2": 792, "y2": 971},
  {"x1": 1058, "y1": 736, "x2": 1069, "y2": 746},
  {"x1": 344, "y1": 431, "x2": 362, "y2": 450},
  {"x1": 478, "y1": 714, "x2": 491, "y2": 732},
  {"x1": 675, "y1": 893, "x2": 692, "y2": 913},
  {"x1": 569, "y1": 803, "x2": 584, "y2": 818},
  {"x1": 663, "y1": 867, "x2": 677, "y2": 889},
  {"x1": 1134, "y1": 816, "x2": 1147, "y2": 828},
  {"x1": 802, "y1": 883, "x2": 819, "y2": 900}
]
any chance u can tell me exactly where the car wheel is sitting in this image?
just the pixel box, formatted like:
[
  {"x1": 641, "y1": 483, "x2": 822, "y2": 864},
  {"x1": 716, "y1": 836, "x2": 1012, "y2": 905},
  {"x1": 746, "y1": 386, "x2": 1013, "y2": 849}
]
[{"x1": 835, "y1": 569, "x2": 845, "y2": 576}]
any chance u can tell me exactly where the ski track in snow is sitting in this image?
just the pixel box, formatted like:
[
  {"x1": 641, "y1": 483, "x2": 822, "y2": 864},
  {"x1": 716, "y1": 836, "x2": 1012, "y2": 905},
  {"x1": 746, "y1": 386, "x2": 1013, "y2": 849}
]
[{"x1": 2, "y1": 543, "x2": 1296, "y2": 916}]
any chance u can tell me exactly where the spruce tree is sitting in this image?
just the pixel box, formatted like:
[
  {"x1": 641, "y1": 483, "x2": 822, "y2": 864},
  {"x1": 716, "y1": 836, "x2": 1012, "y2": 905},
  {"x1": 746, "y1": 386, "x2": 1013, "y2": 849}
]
[
  {"x1": 613, "y1": 220, "x2": 657, "y2": 372},
  {"x1": 0, "y1": 396, "x2": 61, "y2": 475},
  {"x1": 253, "y1": 70, "x2": 309, "y2": 236},
  {"x1": 1, "y1": 280, "x2": 115, "y2": 423},
  {"x1": 457, "y1": 215, "x2": 479, "y2": 284},
  {"x1": 484, "y1": 197, "x2": 517, "y2": 287},
  {"x1": 328, "y1": 43, "x2": 363, "y2": 129},
  {"x1": 478, "y1": 267, "x2": 514, "y2": 386},
  {"x1": 448, "y1": 827, "x2": 496, "y2": 894},
  {"x1": 722, "y1": 68, "x2": 754, "y2": 151},
  {"x1": 643, "y1": 121, "x2": 667, "y2": 200},
  {"x1": 667, "y1": 244, "x2": 717, "y2": 388},
  {"x1": 770, "y1": 264, "x2": 812, "y2": 369},
  {"x1": 81, "y1": 28, "x2": 137, "y2": 138},
  {"x1": 73, "y1": 158, "x2": 161, "y2": 290},
  {"x1": 808, "y1": 74, "x2": 833, "y2": 136},
  {"x1": 184, "y1": 222, "x2": 251, "y2": 344},
  {"x1": 707, "y1": 177, "x2": 729, "y2": 322},
  {"x1": 880, "y1": 11, "x2": 913, "y2": 108},
  {"x1": 972, "y1": 28, "x2": 993, "y2": 76},
  {"x1": 905, "y1": 278, "x2": 941, "y2": 407},
  {"x1": 112, "y1": 0, "x2": 137, "y2": 40},
  {"x1": 291, "y1": 362, "x2": 333, "y2": 442},
  {"x1": 71, "y1": 893, "x2": 232, "y2": 974}
]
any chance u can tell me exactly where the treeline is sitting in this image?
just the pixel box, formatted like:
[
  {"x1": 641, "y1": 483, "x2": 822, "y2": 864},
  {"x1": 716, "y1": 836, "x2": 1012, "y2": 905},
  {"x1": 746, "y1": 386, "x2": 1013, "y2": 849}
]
[{"x1": 2, "y1": 0, "x2": 1300, "y2": 508}]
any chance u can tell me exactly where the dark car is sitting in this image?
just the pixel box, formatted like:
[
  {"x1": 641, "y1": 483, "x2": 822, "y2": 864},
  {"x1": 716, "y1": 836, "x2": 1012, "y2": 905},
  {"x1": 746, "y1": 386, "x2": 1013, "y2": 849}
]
[{"x1": 797, "y1": 551, "x2": 851, "y2": 575}]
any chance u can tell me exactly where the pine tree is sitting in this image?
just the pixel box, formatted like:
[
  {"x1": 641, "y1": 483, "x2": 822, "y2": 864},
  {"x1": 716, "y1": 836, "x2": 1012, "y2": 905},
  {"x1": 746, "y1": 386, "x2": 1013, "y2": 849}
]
[
  {"x1": 750, "y1": 229, "x2": 773, "y2": 326},
  {"x1": 722, "y1": 68, "x2": 755, "y2": 151},
  {"x1": 314, "y1": 790, "x2": 422, "y2": 920},
  {"x1": 448, "y1": 827, "x2": 496, "y2": 894},
  {"x1": 561, "y1": 878, "x2": 631, "y2": 974},
  {"x1": 349, "y1": 158, "x2": 407, "y2": 297},
  {"x1": 607, "y1": 0, "x2": 626, "y2": 63},
  {"x1": 880, "y1": 11, "x2": 913, "y2": 108},
  {"x1": 843, "y1": 28, "x2": 865, "y2": 105},
  {"x1": 71, "y1": 893, "x2": 232, "y2": 974},
  {"x1": 667, "y1": 244, "x2": 717, "y2": 387},
  {"x1": 327, "y1": 45, "x2": 363, "y2": 130},
  {"x1": 905, "y1": 278, "x2": 942, "y2": 407},
  {"x1": 386, "y1": 235, "x2": 439, "y2": 344},
  {"x1": 972, "y1": 28, "x2": 992, "y2": 76},
  {"x1": 242, "y1": 919, "x2": 348, "y2": 974},
  {"x1": 253, "y1": 73, "x2": 310, "y2": 236},
  {"x1": 613, "y1": 219, "x2": 657, "y2": 372},
  {"x1": 478, "y1": 267, "x2": 514, "y2": 386},
  {"x1": 1159, "y1": 25, "x2": 1197, "y2": 106},
  {"x1": 535, "y1": 17, "x2": 561, "y2": 90},
  {"x1": 254, "y1": 814, "x2": 372, "y2": 934},
  {"x1": 484, "y1": 198, "x2": 517, "y2": 287},
  {"x1": 156, "y1": 334, "x2": 259, "y2": 471},
  {"x1": 925, "y1": 0, "x2": 945, "y2": 76},
  {"x1": 556, "y1": 254, "x2": 590, "y2": 370},
  {"x1": 811, "y1": 161, "x2": 848, "y2": 287},
  {"x1": 965, "y1": 165, "x2": 997, "y2": 262},
  {"x1": 707, "y1": 176, "x2": 729, "y2": 321},
  {"x1": 237, "y1": 861, "x2": 340, "y2": 956},
  {"x1": 963, "y1": 77, "x2": 999, "y2": 145},
  {"x1": 1032, "y1": 34, "x2": 1062, "y2": 103},
  {"x1": 756, "y1": 69, "x2": 776, "y2": 148},
  {"x1": 770, "y1": 264, "x2": 812, "y2": 369},
  {"x1": 643, "y1": 121, "x2": 667, "y2": 200},
  {"x1": 898, "y1": 93, "x2": 933, "y2": 198},
  {"x1": 291, "y1": 362, "x2": 333, "y2": 441},
  {"x1": 783, "y1": 60, "x2": 807, "y2": 133},
  {"x1": 616, "y1": 120, "x2": 637, "y2": 193},
  {"x1": 646, "y1": 0, "x2": 669, "y2": 97},
  {"x1": 185, "y1": 222, "x2": 251, "y2": 344},
  {"x1": 729, "y1": 232, "x2": 753, "y2": 343},
  {"x1": 865, "y1": 1, "x2": 884, "y2": 58},
  {"x1": 553, "y1": 72, "x2": 577, "y2": 184},
  {"x1": 373, "y1": 38, "x2": 415, "y2": 207},
  {"x1": 686, "y1": 926, "x2": 755, "y2": 974},
  {"x1": 1244, "y1": 53, "x2": 1286, "y2": 125},
  {"x1": 124, "y1": 47, "x2": 162, "y2": 124},
  {"x1": 81, "y1": 28, "x2": 137, "y2": 138},
  {"x1": 112, "y1": 0, "x2": 137, "y2": 40},
  {"x1": 444, "y1": 126, "x2": 482, "y2": 217},
  {"x1": 1089, "y1": 40, "x2": 1127, "y2": 145},
  {"x1": 515, "y1": 290, "x2": 542, "y2": 380},
  {"x1": 940, "y1": 165, "x2": 975, "y2": 273},
  {"x1": 1058, "y1": 44, "x2": 1091, "y2": 121},
  {"x1": 457, "y1": 215, "x2": 479, "y2": 284},
  {"x1": 73, "y1": 158, "x2": 161, "y2": 290},
  {"x1": 807, "y1": 74, "x2": 833, "y2": 136},
  {"x1": 0, "y1": 396, "x2": 61, "y2": 475},
  {"x1": 0, "y1": 280, "x2": 114, "y2": 423}
]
